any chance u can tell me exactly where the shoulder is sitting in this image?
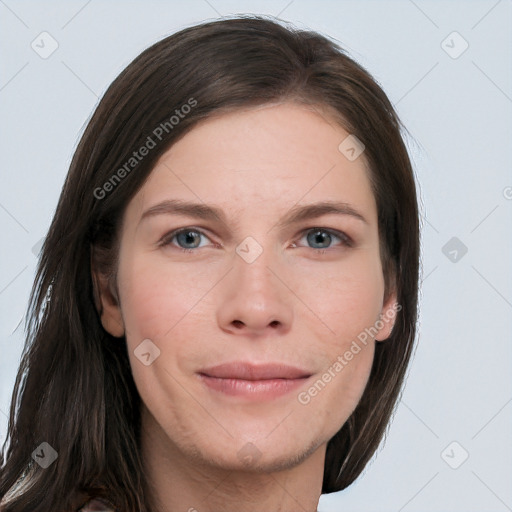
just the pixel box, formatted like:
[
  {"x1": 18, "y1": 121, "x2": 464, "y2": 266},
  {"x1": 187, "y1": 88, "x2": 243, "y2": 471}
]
[{"x1": 77, "y1": 498, "x2": 115, "y2": 511}]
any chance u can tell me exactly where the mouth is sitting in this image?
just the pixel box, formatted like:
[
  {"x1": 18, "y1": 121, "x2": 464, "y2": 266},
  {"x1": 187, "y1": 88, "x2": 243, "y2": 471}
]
[{"x1": 197, "y1": 361, "x2": 312, "y2": 400}]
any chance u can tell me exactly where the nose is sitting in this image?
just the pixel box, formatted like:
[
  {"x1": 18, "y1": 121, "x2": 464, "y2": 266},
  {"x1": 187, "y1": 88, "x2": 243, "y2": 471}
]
[{"x1": 216, "y1": 245, "x2": 293, "y2": 337}]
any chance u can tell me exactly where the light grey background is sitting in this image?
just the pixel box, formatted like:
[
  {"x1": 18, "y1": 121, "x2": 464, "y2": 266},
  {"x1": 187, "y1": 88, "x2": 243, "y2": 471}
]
[{"x1": 1, "y1": 1, "x2": 511, "y2": 510}]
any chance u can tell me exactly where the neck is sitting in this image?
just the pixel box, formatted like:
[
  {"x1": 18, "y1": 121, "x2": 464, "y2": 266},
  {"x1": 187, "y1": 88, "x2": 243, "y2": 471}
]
[{"x1": 140, "y1": 406, "x2": 324, "y2": 512}]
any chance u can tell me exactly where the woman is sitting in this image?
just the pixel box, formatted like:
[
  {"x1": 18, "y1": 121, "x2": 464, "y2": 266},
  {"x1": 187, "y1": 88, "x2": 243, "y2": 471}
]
[{"x1": 0, "y1": 15, "x2": 420, "y2": 512}]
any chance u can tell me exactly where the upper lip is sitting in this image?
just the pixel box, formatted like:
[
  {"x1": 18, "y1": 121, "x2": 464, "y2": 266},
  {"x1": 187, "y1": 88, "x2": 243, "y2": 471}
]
[{"x1": 198, "y1": 362, "x2": 312, "y2": 380}]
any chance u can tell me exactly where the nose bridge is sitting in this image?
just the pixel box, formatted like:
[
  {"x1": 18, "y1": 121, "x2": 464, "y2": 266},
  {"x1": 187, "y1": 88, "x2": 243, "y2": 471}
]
[{"x1": 233, "y1": 234, "x2": 279, "y2": 294}]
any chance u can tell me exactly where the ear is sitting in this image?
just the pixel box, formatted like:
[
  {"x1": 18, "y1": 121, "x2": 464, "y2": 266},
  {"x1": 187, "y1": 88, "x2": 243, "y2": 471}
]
[
  {"x1": 375, "y1": 291, "x2": 400, "y2": 342},
  {"x1": 91, "y1": 250, "x2": 125, "y2": 338}
]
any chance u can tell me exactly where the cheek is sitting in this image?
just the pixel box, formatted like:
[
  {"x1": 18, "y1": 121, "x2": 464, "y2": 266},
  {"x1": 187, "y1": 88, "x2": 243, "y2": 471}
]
[
  {"x1": 118, "y1": 252, "x2": 213, "y2": 341},
  {"x1": 289, "y1": 252, "x2": 383, "y2": 417},
  {"x1": 297, "y1": 251, "x2": 385, "y2": 345},
  {"x1": 117, "y1": 255, "x2": 206, "y2": 412},
  {"x1": 299, "y1": 324, "x2": 376, "y2": 434},
  {"x1": 118, "y1": 253, "x2": 218, "y2": 399}
]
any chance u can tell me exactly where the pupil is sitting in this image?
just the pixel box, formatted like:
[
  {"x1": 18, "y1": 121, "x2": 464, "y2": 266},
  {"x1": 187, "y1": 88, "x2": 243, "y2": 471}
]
[
  {"x1": 310, "y1": 230, "x2": 330, "y2": 248},
  {"x1": 181, "y1": 231, "x2": 199, "y2": 248}
]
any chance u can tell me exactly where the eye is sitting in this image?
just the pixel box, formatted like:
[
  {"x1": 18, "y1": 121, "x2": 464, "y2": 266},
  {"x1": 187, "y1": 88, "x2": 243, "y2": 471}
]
[
  {"x1": 295, "y1": 227, "x2": 352, "y2": 253},
  {"x1": 159, "y1": 228, "x2": 212, "y2": 253}
]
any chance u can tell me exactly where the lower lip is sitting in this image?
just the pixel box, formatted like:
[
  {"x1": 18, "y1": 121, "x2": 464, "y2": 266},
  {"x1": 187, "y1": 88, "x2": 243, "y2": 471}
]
[{"x1": 198, "y1": 374, "x2": 310, "y2": 400}]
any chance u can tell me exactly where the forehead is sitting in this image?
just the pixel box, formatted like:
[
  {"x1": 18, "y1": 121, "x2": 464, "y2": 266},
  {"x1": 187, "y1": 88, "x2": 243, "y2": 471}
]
[{"x1": 126, "y1": 102, "x2": 376, "y2": 225}]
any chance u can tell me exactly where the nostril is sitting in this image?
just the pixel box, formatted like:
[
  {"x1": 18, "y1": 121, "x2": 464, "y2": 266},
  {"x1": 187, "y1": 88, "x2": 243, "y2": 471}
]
[{"x1": 233, "y1": 320, "x2": 244, "y2": 328}]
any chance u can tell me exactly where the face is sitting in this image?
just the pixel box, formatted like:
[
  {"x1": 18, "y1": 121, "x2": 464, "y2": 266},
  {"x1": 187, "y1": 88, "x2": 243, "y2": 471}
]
[{"x1": 96, "y1": 102, "x2": 397, "y2": 473}]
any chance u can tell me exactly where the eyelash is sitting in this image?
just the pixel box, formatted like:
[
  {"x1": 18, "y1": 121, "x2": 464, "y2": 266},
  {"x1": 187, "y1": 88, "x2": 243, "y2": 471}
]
[{"x1": 158, "y1": 227, "x2": 353, "y2": 255}]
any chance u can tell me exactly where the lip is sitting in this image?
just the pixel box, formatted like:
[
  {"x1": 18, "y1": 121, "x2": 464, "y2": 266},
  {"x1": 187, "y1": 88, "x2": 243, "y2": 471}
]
[
  {"x1": 198, "y1": 361, "x2": 312, "y2": 380},
  {"x1": 197, "y1": 362, "x2": 312, "y2": 401}
]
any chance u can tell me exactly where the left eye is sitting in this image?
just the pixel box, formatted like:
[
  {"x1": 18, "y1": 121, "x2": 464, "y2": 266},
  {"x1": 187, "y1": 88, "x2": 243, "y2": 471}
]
[
  {"x1": 159, "y1": 227, "x2": 351, "y2": 253},
  {"x1": 296, "y1": 228, "x2": 351, "y2": 250}
]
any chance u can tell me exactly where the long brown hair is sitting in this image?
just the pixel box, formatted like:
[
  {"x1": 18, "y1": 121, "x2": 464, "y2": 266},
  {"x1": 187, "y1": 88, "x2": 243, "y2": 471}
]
[{"x1": 0, "y1": 14, "x2": 420, "y2": 512}]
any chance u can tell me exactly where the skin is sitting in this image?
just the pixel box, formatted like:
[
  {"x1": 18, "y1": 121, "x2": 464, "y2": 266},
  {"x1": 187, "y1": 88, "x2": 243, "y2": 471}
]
[{"x1": 94, "y1": 102, "x2": 397, "y2": 512}]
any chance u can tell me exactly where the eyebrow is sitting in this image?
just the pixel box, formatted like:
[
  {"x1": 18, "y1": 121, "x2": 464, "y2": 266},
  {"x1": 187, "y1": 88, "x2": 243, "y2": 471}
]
[{"x1": 139, "y1": 199, "x2": 368, "y2": 229}]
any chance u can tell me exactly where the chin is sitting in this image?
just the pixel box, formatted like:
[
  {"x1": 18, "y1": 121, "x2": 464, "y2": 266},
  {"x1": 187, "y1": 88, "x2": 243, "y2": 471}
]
[{"x1": 188, "y1": 433, "x2": 323, "y2": 473}]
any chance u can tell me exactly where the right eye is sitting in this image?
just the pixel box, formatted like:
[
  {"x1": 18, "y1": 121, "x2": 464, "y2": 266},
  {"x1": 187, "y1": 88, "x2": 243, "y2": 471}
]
[{"x1": 158, "y1": 228, "x2": 214, "y2": 253}]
